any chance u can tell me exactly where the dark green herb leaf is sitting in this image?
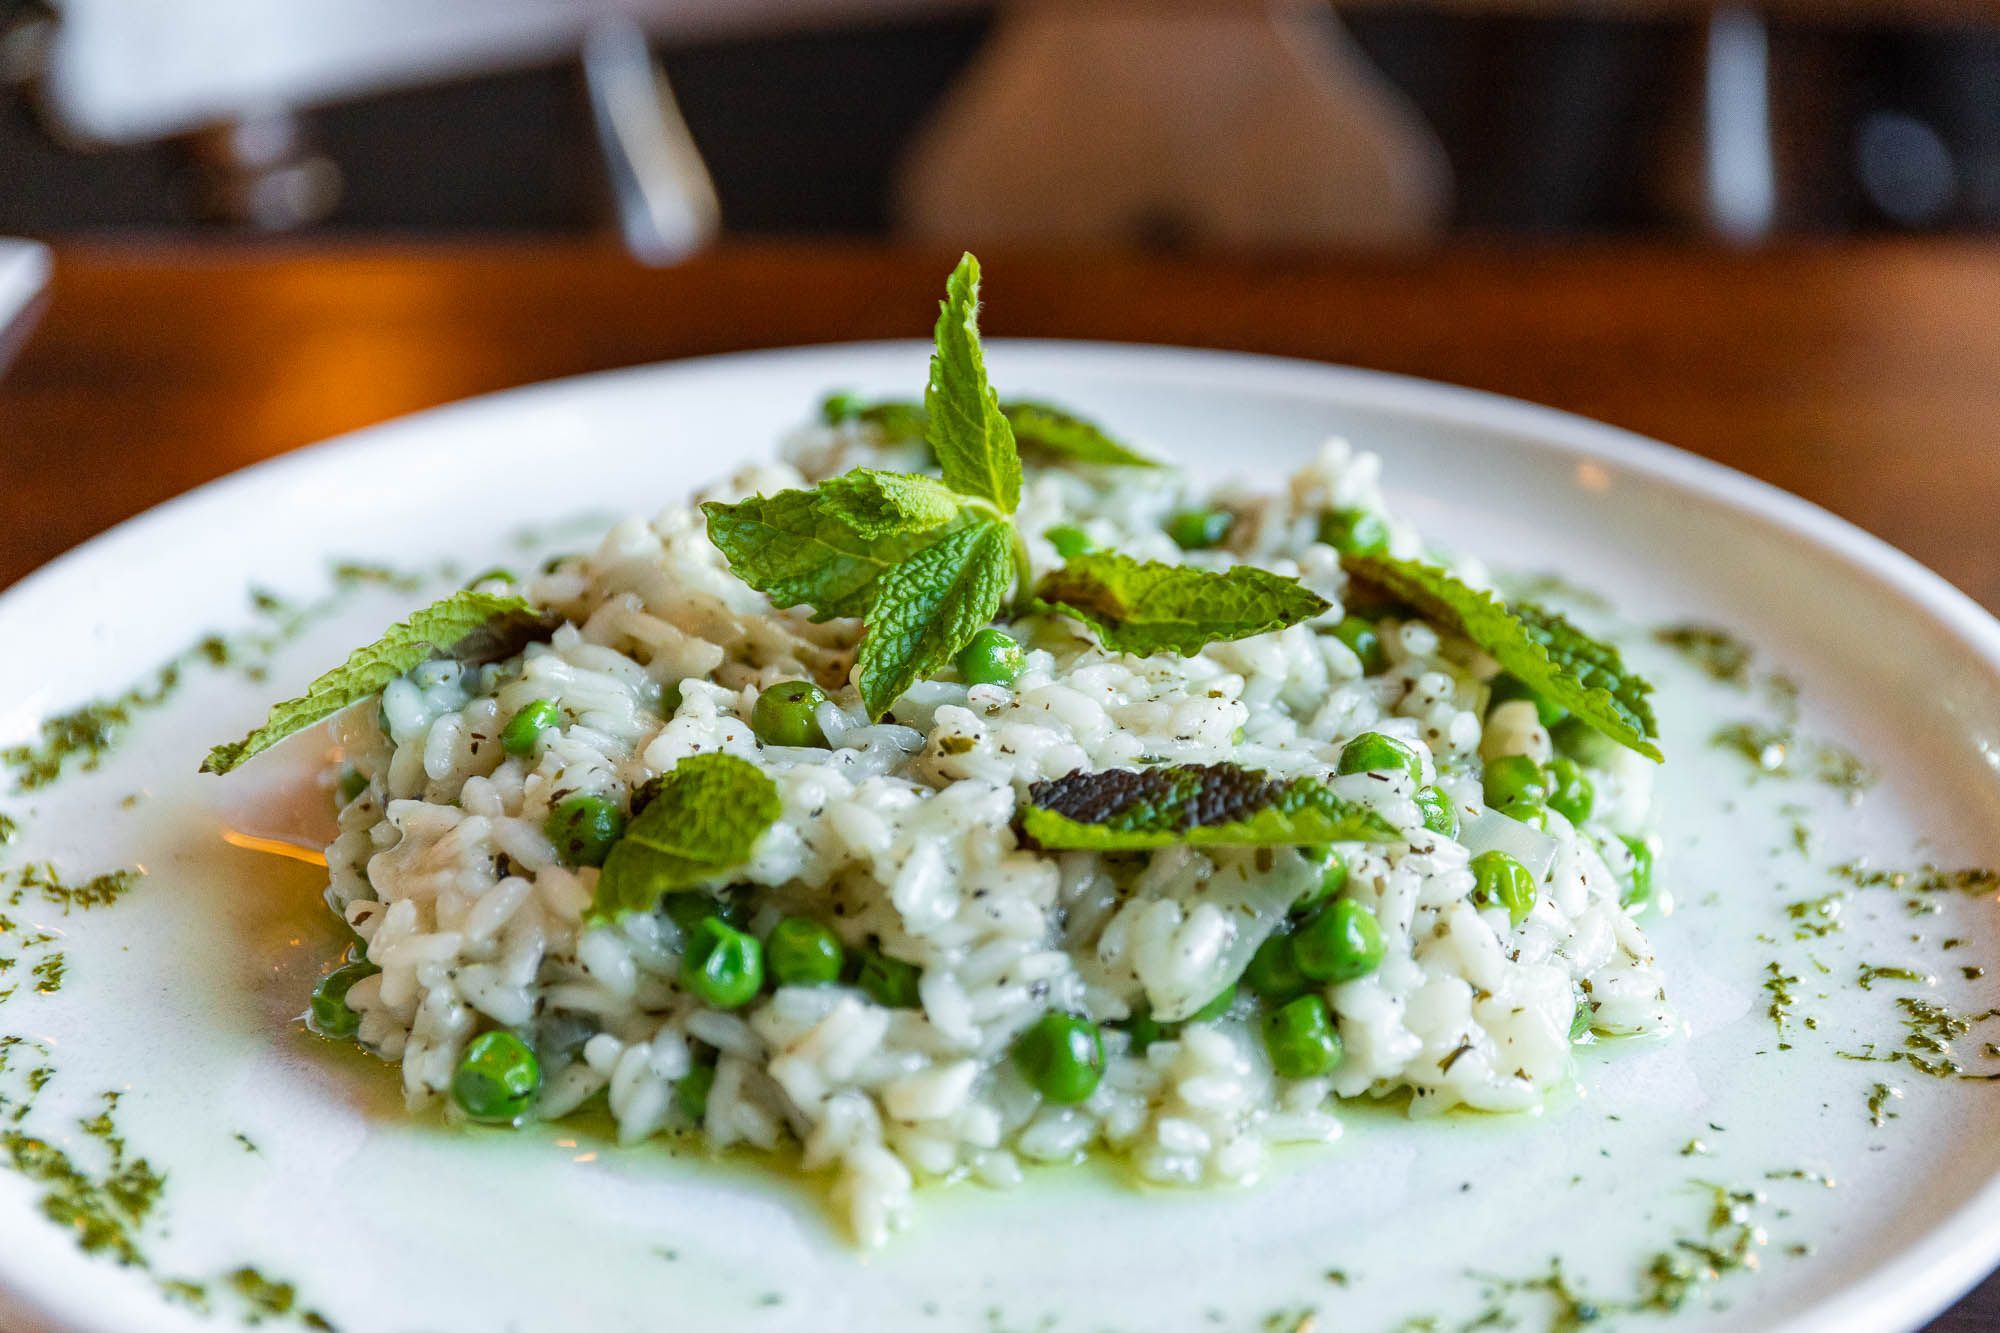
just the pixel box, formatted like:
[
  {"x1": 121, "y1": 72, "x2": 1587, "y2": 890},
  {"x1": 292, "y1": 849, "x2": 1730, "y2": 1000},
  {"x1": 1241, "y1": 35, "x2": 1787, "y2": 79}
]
[
  {"x1": 1020, "y1": 763, "x2": 1403, "y2": 851},
  {"x1": 202, "y1": 591, "x2": 557, "y2": 774},
  {"x1": 1032, "y1": 552, "x2": 1329, "y2": 657},
  {"x1": 856, "y1": 519, "x2": 1014, "y2": 719},
  {"x1": 1344, "y1": 552, "x2": 1662, "y2": 760},
  {"x1": 590, "y1": 753, "x2": 781, "y2": 923}
]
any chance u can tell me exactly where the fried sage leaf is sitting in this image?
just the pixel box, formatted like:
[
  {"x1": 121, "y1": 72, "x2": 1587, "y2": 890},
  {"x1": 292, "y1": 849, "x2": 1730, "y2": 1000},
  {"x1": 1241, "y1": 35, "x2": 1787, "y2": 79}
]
[{"x1": 1019, "y1": 762, "x2": 1402, "y2": 851}]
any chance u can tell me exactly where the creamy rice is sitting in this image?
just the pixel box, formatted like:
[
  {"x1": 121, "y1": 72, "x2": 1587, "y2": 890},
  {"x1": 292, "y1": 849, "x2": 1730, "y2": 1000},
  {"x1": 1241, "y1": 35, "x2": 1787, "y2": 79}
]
[{"x1": 320, "y1": 423, "x2": 1673, "y2": 1246}]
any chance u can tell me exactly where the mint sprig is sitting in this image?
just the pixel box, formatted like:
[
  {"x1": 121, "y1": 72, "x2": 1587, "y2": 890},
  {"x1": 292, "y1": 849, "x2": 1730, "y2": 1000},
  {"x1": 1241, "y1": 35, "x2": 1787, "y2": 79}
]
[
  {"x1": 704, "y1": 253, "x2": 1328, "y2": 721},
  {"x1": 1019, "y1": 763, "x2": 1403, "y2": 851},
  {"x1": 1343, "y1": 552, "x2": 1662, "y2": 760},
  {"x1": 1032, "y1": 553, "x2": 1330, "y2": 657},
  {"x1": 201, "y1": 590, "x2": 557, "y2": 774},
  {"x1": 591, "y1": 753, "x2": 780, "y2": 923}
]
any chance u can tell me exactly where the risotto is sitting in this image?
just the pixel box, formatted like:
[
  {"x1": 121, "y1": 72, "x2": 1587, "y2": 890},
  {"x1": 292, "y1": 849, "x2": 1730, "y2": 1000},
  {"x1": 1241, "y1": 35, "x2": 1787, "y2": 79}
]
[{"x1": 210, "y1": 256, "x2": 1673, "y2": 1247}]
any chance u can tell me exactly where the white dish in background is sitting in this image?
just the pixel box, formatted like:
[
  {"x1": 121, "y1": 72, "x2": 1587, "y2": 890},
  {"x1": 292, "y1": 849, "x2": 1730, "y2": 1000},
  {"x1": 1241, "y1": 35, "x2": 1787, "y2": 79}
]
[
  {"x1": 0, "y1": 239, "x2": 51, "y2": 371},
  {"x1": 2, "y1": 342, "x2": 1999, "y2": 1332}
]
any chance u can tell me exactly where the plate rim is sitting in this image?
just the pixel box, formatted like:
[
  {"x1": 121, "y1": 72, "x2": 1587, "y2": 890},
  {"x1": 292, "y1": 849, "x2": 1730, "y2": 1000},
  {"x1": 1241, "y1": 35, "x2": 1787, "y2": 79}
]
[{"x1": 5, "y1": 337, "x2": 1999, "y2": 1333}]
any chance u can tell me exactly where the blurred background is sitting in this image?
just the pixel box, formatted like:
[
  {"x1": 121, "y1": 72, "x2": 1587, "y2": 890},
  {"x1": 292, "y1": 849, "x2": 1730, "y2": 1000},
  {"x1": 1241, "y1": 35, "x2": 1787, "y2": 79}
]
[{"x1": 1, "y1": 0, "x2": 1996, "y2": 255}]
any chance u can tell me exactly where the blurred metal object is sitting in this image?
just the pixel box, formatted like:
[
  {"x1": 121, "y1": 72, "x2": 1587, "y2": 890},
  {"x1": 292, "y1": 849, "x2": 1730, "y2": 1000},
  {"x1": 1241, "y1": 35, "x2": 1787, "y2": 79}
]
[
  {"x1": 1857, "y1": 109, "x2": 1958, "y2": 227},
  {"x1": 184, "y1": 110, "x2": 342, "y2": 230},
  {"x1": 897, "y1": 0, "x2": 1451, "y2": 251},
  {"x1": 1703, "y1": 5, "x2": 1776, "y2": 242},
  {"x1": 34, "y1": 1, "x2": 983, "y2": 149},
  {"x1": 582, "y1": 18, "x2": 718, "y2": 266},
  {"x1": 0, "y1": 238, "x2": 50, "y2": 377}
]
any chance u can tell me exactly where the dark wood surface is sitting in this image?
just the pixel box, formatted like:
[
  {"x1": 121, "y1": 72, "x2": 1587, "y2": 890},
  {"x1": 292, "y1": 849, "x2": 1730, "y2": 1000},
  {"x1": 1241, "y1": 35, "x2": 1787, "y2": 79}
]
[{"x1": 3, "y1": 239, "x2": 2000, "y2": 1327}]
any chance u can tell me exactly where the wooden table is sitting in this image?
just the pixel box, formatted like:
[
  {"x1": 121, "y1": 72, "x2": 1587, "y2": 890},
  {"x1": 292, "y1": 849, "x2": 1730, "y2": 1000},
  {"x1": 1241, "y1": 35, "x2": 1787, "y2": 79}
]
[{"x1": 3, "y1": 240, "x2": 2000, "y2": 1327}]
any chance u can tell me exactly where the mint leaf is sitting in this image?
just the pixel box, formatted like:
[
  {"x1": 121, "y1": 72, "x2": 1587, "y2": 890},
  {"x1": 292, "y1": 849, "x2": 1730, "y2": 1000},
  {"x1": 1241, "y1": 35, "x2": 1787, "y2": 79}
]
[
  {"x1": 201, "y1": 591, "x2": 556, "y2": 774},
  {"x1": 816, "y1": 469, "x2": 964, "y2": 540},
  {"x1": 822, "y1": 395, "x2": 1159, "y2": 469},
  {"x1": 856, "y1": 519, "x2": 1014, "y2": 718},
  {"x1": 1032, "y1": 553, "x2": 1329, "y2": 657},
  {"x1": 702, "y1": 489, "x2": 966, "y2": 622},
  {"x1": 822, "y1": 393, "x2": 928, "y2": 440},
  {"x1": 590, "y1": 753, "x2": 781, "y2": 923},
  {"x1": 1343, "y1": 552, "x2": 1662, "y2": 760},
  {"x1": 925, "y1": 253, "x2": 1022, "y2": 513},
  {"x1": 1004, "y1": 401, "x2": 1159, "y2": 468},
  {"x1": 1020, "y1": 763, "x2": 1403, "y2": 851}
]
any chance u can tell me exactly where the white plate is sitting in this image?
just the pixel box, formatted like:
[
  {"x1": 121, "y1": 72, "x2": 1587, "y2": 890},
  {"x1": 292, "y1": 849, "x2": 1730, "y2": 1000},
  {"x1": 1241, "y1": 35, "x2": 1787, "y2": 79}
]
[{"x1": 4, "y1": 342, "x2": 2000, "y2": 1333}]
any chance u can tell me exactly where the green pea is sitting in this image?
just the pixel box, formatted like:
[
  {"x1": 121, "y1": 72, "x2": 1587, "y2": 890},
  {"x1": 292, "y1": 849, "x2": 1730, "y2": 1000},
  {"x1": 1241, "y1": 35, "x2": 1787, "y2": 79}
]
[
  {"x1": 1510, "y1": 802, "x2": 1552, "y2": 831},
  {"x1": 334, "y1": 767, "x2": 368, "y2": 806},
  {"x1": 1488, "y1": 674, "x2": 1569, "y2": 728},
  {"x1": 1471, "y1": 849, "x2": 1537, "y2": 926},
  {"x1": 1545, "y1": 756, "x2": 1596, "y2": 825},
  {"x1": 1012, "y1": 1013, "x2": 1105, "y2": 1104},
  {"x1": 1294, "y1": 899, "x2": 1386, "y2": 983},
  {"x1": 309, "y1": 960, "x2": 377, "y2": 1039},
  {"x1": 1244, "y1": 929, "x2": 1308, "y2": 1000},
  {"x1": 1044, "y1": 524, "x2": 1094, "y2": 558},
  {"x1": 1166, "y1": 508, "x2": 1233, "y2": 551},
  {"x1": 452, "y1": 1031, "x2": 541, "y2": 1123},
  {"x1": 1336, "y1": 731, "x2": 1424, "y2": 782},
  {"x1": 1414, "y1": 784, "x2": 1458, "y2": 838},
  {"x1": 502, "y1": 698, "x2": 561, "y2": 756},
  {"x1": 1619, "y1": 834, "x2": 1658, "y2": 910},
  {"x1": 1330, "y1": 616, "x2": 1386, "y2": 674},
  {"x1": 1295, "y1": 847, "x2": 1349, "y2": 913},
  {"x1": 752, "y1": 679, "x2": 830, "y2": 748},
  {"x1": 1261, "y1": 994, "x2": 1343, "y2": 1078},
  {"x1": 544, "y1": 794, "x2": 624, "y2": 867},
  {"x1": 1189, "y1": 984, "x2": 1237, "y2": 1023},
  {"x1": 1317, "y1": 508, "x2": 1389, "y2": 556},
  {"x1": 676, "y1": 1061, "x2": 717, "y2": 1121},
  {"x1": 857, "y1": 949, "x2": 922, "y2": 1009},
  {"x1": 680, "y1": 917, "x2": 764, "y2": 1009},
  {"x1": 1124, "y1": 1007, "x2": 1170, "y2": 1054},
  {"x1": 767, "y1": 917, "x2": 845, "y2": 988},
  {"x1": 1482, "y1": 755, "x2": 1549, "y2": 814},
  {"x1": 955, "y1": 628, "x2": 1025, "y2": 687},
  {"x1": 820, "y1": 390, "x2": 863, "y2": 423}
]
